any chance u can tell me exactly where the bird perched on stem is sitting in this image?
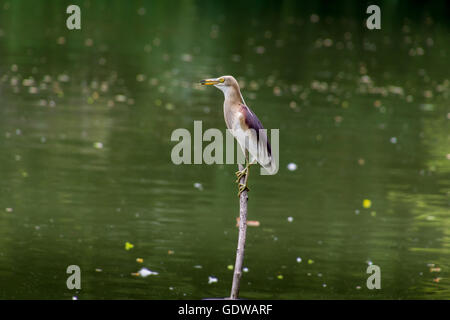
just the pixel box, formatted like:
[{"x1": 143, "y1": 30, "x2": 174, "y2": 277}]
[{"x1": 200, "y1": 75, "x2": 276, "y2": 196}]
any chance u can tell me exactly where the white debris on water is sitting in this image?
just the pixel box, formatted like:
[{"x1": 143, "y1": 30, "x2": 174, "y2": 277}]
[
  {"x1": 57, "y1": 74, "x2": 70, "y2": 82},
  {"x1": 138, "y1": 268, "x2": 159, "y2": 277},
  {"x1": 193, "y1": 182, "x2": 203, "y2": 191},
  {"x1": 287, "y1": 163, "x2": 297, "y2": 171},
  {"x1": 93, "y1": 142, "x2": 103, "y2": 149},
  {"x1": 208, "y1": 276, "x2": 218, "y2": 284},
  {"x1": 115, "y1": 94, "x2": 127, "y2": 102}
]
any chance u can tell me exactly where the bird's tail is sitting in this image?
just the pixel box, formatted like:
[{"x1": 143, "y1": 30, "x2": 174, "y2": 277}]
[
  {"x1": 260, "y1": 155, "x2": 278, "y2": 175},
  {"x1": 254, "y1": 139, "x2": 278, "y2": 175}
]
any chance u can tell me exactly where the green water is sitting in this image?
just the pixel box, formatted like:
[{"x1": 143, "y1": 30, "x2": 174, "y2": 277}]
[{"x1": 0, "y1": 1, "x2": 449, "y2": 299}]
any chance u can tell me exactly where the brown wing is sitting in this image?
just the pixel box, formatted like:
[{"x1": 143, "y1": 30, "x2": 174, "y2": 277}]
[{"x1": 239, "y1": 103, "x2": 271, "y2": 156}]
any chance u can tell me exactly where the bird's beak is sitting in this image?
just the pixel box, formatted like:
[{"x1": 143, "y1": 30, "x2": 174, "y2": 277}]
[{"x1": 200, "y1": 78, "x2": 220, "y2": 86}]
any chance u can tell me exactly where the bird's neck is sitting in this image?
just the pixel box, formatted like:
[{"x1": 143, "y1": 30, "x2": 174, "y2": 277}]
[{"x1": 220, "y1": 85, "x2": 246, "y2": 106}]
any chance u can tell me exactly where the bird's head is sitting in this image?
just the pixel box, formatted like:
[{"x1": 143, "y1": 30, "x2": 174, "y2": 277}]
[{"x1": 200, "y1": 75, "x2": 239, "y2": 93}]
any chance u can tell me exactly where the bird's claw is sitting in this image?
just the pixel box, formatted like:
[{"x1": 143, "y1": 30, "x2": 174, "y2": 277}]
[
  {"x1": 235, "y1": 167, "x2": 248, "y2": 183},
  {"x1": 237, "y1": 183, "x2": 249, "y2": 197},
  {"x1": 235, "y1": 164, "x2": 251, "y2": 197}
]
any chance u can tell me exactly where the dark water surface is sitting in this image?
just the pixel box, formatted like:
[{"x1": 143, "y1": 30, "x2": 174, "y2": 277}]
[{"x1": 0, "y1": 1, "x2": 449, "y2": 299}]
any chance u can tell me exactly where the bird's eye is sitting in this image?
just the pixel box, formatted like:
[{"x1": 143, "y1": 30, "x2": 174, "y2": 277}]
[{"x1": 219, "y1": 78, "x2": 225, "y2": 83}]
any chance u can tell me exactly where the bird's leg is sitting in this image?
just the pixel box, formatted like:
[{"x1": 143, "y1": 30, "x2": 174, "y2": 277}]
[
  {"x1": 235, "y1": 146, "x2": 250, "y2": 182},
  {"x1": 237, "y1": 166, "x2": 250, "y2": 197},
  {"x1": 235, "y1": 154, "x2": 252, "y2": 183},
  {"x1": 237, "y1": 161, "x2": 253, "y2": 197}
]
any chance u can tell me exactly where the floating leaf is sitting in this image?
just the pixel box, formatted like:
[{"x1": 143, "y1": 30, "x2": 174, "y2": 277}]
[
  {"x1": 125, "y1": 242, "x2": 134, "y2": 250},
  {"x1": 363, "y1": 199, "x2": 372, "y2": 209}
]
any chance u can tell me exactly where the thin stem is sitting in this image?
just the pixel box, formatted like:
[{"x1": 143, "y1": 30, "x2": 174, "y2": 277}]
[{"x1": 230, "y1": 163, "x2": 248, "y2": 299}]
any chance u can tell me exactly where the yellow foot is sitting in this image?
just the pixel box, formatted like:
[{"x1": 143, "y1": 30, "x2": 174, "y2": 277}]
[
  {"x1": 237, "y1": 183, "x2": 249, "y2": 197},
  {"x1": 235, "y1": 167, "x2": 248, "y2": 183}
]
